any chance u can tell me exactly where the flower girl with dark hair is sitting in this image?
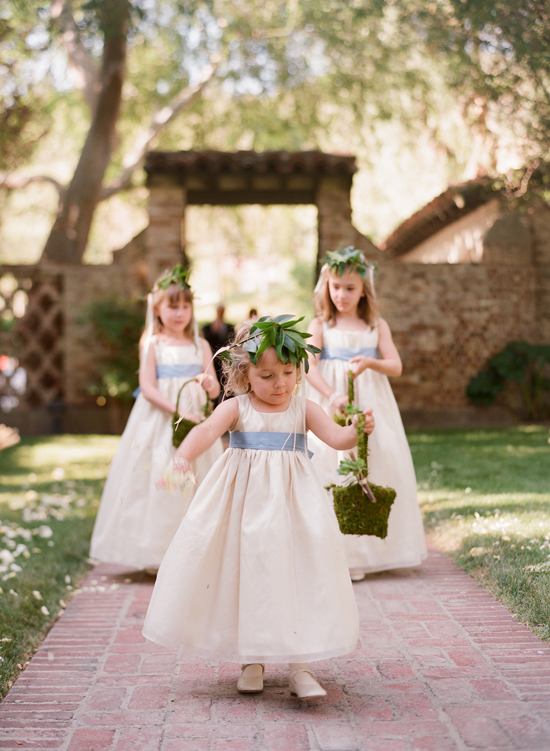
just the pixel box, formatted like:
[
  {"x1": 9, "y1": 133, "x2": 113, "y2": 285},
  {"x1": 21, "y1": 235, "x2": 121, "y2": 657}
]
[
  {"x1": 90, "y1": 266, "x2": 223, "y2": 573},
  {"x1": 143, "y1": 315, "x2": 375, "y2": 700}
]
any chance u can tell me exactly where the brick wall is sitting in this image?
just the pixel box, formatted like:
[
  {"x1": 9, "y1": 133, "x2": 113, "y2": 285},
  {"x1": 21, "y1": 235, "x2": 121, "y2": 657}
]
[{"x1": 374, "y1": 263, "x2": 537, "y2": 411}]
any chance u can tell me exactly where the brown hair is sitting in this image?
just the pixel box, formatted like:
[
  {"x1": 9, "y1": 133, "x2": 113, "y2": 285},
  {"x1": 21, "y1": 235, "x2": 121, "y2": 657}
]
[
  {"x1": 139, "y1": 277, "x2": 196, "y2": 349},
  {"x1": 313, "y1": 261, "x2": 380, "y2": 328},
  {"x1": 222, "y1": 320, "x2": 302, "y2": 397}
]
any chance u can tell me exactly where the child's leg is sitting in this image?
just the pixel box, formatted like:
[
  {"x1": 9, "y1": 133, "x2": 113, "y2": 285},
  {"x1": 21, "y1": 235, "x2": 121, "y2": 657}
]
[
  {"x1": 288, "y1": 662, "x2": 327, "y2": 700},
  {"x1": 237, "y1": 663, "x2": 264, "y2": 693}
]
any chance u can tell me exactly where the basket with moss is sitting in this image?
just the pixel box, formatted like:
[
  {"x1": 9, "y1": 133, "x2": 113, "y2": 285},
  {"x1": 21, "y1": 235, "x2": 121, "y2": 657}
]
[
  {"x1": 172, "y1": 378, "x2": 214, "y2": 449},
  {"x1": 333, "y1": 369, "x2": 363, "y2": 426},
  {"x1": 327, "y1": 413, "x2": 396, "y2": 538}
]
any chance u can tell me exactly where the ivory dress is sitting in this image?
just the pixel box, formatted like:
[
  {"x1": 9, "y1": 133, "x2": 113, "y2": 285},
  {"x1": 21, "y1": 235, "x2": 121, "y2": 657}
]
[
  {"x1": 90, "y1": 337, "x2": 223, "y2": 571},
  {"x1": 306, "y1": 323, "x2": 427, "y2": 574},
  {"x1": 142, "y1": 394, "x2": 359, "y2": 663}
]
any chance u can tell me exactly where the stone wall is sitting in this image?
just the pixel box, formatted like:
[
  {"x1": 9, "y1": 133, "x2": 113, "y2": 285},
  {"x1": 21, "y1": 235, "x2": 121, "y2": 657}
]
[
  {"x1": 374, "y1": 263, "x2": 536, "y2": 418},
  {"x1": 529, "y1": 204, "x2": 550, "y2": 342}
]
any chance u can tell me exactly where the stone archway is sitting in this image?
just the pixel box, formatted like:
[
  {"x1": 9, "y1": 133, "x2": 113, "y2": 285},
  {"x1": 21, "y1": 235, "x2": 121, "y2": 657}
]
[{"x1": 119, "y1": 150, "x2": 378, "y2": 282}]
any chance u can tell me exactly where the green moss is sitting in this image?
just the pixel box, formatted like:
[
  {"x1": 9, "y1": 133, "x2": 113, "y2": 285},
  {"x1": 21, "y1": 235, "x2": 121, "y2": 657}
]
[
  {"x1": 330, "y1": 482, "x2": 396, "y2": 537},
  {"x1": 328, "y1": 411, "x2": 397, "y2": 537},
  {"x1": 333, "y1": 369, "x2": 362, "y2": 426}
]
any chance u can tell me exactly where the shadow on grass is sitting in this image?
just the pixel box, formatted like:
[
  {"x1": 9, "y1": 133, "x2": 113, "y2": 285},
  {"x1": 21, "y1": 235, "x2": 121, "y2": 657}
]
[{"x1": 409, "y1": 426, "x2": 550, "y2": 496}]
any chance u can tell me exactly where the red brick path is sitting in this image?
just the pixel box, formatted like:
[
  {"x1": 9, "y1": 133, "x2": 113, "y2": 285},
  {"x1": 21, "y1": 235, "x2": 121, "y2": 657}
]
[{"x1": 2, "y1": 545, "x2": 550, "y2": 750}]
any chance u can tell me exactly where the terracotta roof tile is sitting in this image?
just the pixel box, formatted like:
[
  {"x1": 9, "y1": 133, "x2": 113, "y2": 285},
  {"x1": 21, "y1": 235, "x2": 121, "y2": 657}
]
[{"x1": 382, "y1": 176, "x2": 501, "y2": 257}]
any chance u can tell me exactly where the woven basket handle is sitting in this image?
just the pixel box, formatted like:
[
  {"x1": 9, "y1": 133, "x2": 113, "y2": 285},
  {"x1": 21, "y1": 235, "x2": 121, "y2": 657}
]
[
  {"x1": 346, "y1": 368, "x2": 355, "y2": 405},
  {"x1": 356, "y1": 411, "x2": 369, "y2": 474},
  {"x1": 175, "y1": 377, "x2": 198, "y2": 414}
]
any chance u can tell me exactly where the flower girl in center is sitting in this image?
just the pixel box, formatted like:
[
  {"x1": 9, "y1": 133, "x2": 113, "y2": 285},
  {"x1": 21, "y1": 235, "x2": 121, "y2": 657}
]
[{"x1": 143, "y1": 315, "x2": 375, "y2": 700}]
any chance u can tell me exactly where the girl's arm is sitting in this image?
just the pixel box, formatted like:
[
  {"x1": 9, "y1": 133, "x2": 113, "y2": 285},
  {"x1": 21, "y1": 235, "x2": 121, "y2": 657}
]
[
  {"x1": 305, "y1": 318, "x2": 348, "y2": 411},
  {"x1": 138, "y1": 343, "x2": 177, "y2": 415},
  {"x1": 349, "y1": 318, "x2": 402, "y2": 378},
  {"x1": 306, "y1": 399, "x2": 374, "y2": 451},
  {"x1": 174, "y1": 397, "x2": 238, "y2": 464},
  {"x1": 198, "y1": 338, "x2": 221, "y2": 400}
]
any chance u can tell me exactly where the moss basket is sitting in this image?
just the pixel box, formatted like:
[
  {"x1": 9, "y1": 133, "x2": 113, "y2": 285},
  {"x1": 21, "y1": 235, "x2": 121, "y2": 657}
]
[{"x1": 328, "y1": 412, "x2": 396, "y2": 538}]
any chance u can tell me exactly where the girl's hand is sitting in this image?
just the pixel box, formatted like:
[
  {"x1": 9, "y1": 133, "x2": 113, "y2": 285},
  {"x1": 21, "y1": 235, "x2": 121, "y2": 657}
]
[
  {"x1": 156, "y1": 456, "x2": 197, "y2": 494},
  {"x1": 329, "y1": 392, "x2": 348, "y2": 412},
  {"x1": 349, "y1": 356, "x2": 374, "y2": 377},
  {"x1": 352, "y1": 409, "x2": 375, "y2": 435},
  {"x1": 171, "y1": 456, "x2": 193, "y2": 474},
  {"x1": 198, "y1": 373, "x2": 214, "y2": 392},
  {"x1": 179, "y1": 411, "x2": 200, "y2": 423}
]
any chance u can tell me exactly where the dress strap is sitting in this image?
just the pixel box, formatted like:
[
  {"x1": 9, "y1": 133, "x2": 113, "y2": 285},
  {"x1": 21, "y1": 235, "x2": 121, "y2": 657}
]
[
  {"x1": 320, "y1": 346, "x2": 378, "y2": 361},
  {"x1": 229, "y1": 431, "x2": 313, "y2": 458}
]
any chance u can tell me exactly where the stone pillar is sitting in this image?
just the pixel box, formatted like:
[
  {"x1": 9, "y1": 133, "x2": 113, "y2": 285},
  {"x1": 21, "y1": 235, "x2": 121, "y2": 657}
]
[
  {"x1": 315, "y1": 175, "x2": 380, "y2": 271},
  {"x1": 145, "y1": 174, "x2": 187, "y2": 282},
  {"x1": 315, "y1": 176, "x2": 356, "y2": 269}
]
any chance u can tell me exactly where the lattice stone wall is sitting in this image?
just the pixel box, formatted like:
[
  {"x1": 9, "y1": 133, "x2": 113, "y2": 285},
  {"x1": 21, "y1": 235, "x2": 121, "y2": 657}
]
[{"x1": 0, "y1": 266, "x2": 64, "y2": 408}]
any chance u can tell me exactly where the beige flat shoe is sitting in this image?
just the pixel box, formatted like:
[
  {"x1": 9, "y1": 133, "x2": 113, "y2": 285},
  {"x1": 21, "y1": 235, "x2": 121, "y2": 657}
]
[
  {"x1": 350, "y1": 569, "x2": 366, "y2": 582},
  {"x1": 289, "y1": 668, "x2": 327, "y2": 700},
  {"x1": 237, "y1": 663, "x2": 265, "y2": 693}
]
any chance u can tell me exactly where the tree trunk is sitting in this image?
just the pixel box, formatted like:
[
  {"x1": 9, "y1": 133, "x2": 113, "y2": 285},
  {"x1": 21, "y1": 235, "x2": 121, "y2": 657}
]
[{"x1": 41, "y1": 0, "x2": 130, "y2": 264}]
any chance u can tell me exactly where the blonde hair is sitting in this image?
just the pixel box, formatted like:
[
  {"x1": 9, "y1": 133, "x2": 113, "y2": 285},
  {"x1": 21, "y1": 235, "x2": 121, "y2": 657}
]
[
  {"x1": 313, "y1": 259, "x2": 379, "y2": 328},
  {"x1": 222, "y1": 320, "x2": 302, "y2": 397},
  {"x1": 139, "y1": 277, "x2": 196, "y2": 348}
]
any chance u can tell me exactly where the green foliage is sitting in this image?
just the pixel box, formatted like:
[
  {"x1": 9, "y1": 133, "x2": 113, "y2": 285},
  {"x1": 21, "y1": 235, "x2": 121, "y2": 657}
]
[
  {"x1": 0, "y1": 1, "x2": 55, "y2": 171},
  {"x1": 334, "y1": 369, "x2": 363, "y2": 426},
  {"x1": 157, "y1": 264, "x2": 191, "y2": 291},
  {"x1": 238, "y1": 315, "x2": 321, "y2": 372},
  {"x1": 322, "y1": 247, "x2": 376, "y2": 279},
  {"x1": 81, "y1": 296, "x2": 143, "y2": 401},
  {"x1": 328, "y1": 412, "x2": 396, "y2": 538},
  {"x1": 467, "y1": 341, "x2": 550, "y2": 419}
]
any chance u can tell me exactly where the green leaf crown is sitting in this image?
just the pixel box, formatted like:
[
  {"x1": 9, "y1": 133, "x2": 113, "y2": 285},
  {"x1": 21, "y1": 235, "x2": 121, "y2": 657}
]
[
  {"x1": 157, "y1": 264, "x2": 191, "y2": 291},
  {"x1": 322, "y1": 246, "x2": 377, "y2": 279},
  {"x1": 240, "y1": 315, "x2": 321, "y2": 373}
]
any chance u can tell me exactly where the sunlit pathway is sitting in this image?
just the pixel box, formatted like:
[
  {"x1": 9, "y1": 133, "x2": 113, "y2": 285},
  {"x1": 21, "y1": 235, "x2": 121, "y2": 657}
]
[{"x1": 1, "y1": 545, "x2": 550, "y2": 751}]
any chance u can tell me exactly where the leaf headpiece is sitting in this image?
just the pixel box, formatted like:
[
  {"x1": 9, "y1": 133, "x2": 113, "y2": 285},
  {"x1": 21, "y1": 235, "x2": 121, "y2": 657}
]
[
  {"x1": 157, "y1": 264, "x2": 191, "y2": 291},
  {"x1": 223, "y1": 315, "x2": 321, "y2": 373},
  {"x1": 321, "y1": 246, "x2": 377, "y2": 279}
]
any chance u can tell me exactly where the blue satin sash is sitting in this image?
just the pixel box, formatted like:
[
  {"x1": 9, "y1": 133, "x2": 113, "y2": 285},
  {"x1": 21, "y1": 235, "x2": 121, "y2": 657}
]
[
  {"x1": 320, "y1": 346, "x2": 378, "y2": 361},
  {"x1": 229, "y1": 431, "x2": 313, "y2": 458},
  {"x1": 133, "y1": 363, "x2": 203, "y2": 397}
]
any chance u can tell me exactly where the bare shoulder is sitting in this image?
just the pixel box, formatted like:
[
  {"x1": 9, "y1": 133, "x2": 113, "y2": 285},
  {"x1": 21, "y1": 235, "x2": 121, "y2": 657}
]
[
  {"x1": 377, "y1": 317, "x2": 393, "y2": 336},
  {"x1": 308, "y1": 317, "x2": 323, "y2": 333},
  {"x1": 201, "y1": 337, "x2": 213, "y2": 356},
  {"x1": 215, "y1": 396, "x2": 239, "y2": 420},
  {"x1": 305, "y1": 398, "x2": 325, "y2": 421}
]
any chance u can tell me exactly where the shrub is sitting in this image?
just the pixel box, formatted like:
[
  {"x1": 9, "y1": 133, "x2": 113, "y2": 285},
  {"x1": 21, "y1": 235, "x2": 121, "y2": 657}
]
[
  {"x1": 81, "y1": 297, "x2": 144, "y2": 402},
  {"x1": 466, "y1": 341, "x2": 550, "y2": 420}
]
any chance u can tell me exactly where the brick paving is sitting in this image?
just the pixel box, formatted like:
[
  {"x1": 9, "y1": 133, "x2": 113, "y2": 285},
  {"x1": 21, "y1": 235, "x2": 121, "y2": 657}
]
[{"x1": 2, "y1": 544, "x2": 550, "y2": 750}]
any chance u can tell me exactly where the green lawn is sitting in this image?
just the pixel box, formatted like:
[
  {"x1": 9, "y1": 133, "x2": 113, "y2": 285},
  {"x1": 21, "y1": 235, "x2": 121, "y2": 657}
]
[
  {"x1": 1, "y1": 427, "x2": 549, "y2": 700},
  {"x1": 410, "y1": 425, "x2": 550, "y2": 641},
  {"x1": 0, "y1": 436, "x2": 119, "y2": 698}
]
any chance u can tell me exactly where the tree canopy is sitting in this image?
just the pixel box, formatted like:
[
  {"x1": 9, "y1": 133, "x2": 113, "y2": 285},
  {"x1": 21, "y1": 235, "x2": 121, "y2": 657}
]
[{"x1": 0, "y1": 0, "x2": 549, "y2": 262}]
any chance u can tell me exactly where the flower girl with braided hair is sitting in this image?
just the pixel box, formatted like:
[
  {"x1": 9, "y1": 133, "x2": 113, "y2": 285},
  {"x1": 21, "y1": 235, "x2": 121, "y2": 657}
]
[
  {"x1": 90, "y1": 265, "x2": 223, "y2": 573},
  {"x1": 306, "y1": 247, "x2": 426, "y2": 581},
  {"x1": 143, "y1": 315, "x2": 375, "y2": 700}
]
